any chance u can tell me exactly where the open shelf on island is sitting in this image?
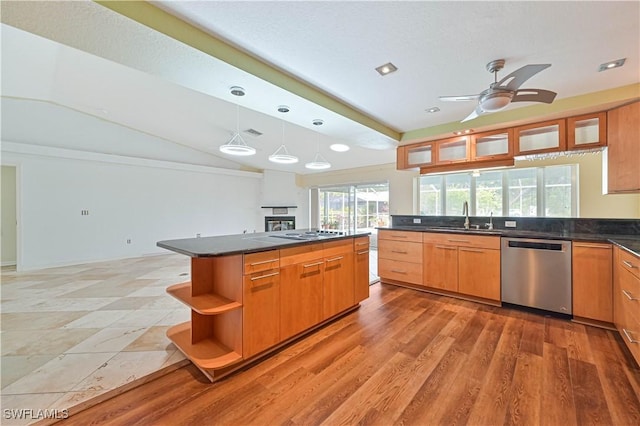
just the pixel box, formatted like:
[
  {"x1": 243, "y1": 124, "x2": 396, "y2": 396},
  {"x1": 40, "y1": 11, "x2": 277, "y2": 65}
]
[
  {"x1": 167, "y1": 322, "x2": 243, "y2": 370},
  {"x1": 167, "y1": 282, "x2": 242, "y2": 315}
]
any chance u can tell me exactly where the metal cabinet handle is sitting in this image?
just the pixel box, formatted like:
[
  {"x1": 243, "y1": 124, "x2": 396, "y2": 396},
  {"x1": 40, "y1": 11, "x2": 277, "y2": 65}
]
[
  {"x1": 250, "y1": 259, "x2": 278, "y2": 266},
  {"x1": 250, "y1": 271, "x2": 279, "y2": 281},
  {"x1": 622, "y1": 289, "x2": 639, "y2": 301},
  {"x1": 622, "y1": 328, "x2": 639, "y2": 344},
  {"x1": 623, "y1": 260, "x2": 638, "y2": 269},
  {"x1": 447, "y1": 239, "x2": 470, "y2": 243},
  {"x1": 574, "y1": 243, "x2": 611, "y2": 249},
  {"x1": 357, "y1": 250, "x2": 370, "y2": 255},
  {"x1": 326, "y1": 256, "x2": 344, "y2": 263},
  {"x1": 435, "y1": 245, "x2": 457, "y2": 250},
  {"x1": 391, "y1": 235, "x2": 408, "y2": 239},
  {"x1": 391, "y1": 269, "x2": 407, "y2": 274},
  {"x1": 391, "y1": 250, "x2": 408, "y2": 254},
  {"x1": 303, "y1": 261, "x2": 323, "y2": 268},
  {"x1": 356, "y1": 242, "x2": 369, "y2": 246}
]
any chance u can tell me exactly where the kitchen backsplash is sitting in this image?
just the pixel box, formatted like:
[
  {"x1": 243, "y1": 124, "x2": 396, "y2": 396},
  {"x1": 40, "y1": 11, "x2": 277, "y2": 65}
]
[{"x1": 391, "y1": 215, "x2": 640, "y2": 236}]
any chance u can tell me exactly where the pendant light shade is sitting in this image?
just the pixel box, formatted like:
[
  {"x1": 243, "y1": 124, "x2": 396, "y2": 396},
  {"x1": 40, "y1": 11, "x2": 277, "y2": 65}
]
[
  {"x1": 219, "y1": 103, "x2": 256, "y2": 156},
  {"x1": 305, "y1": 152, "x2": 331, "y2": 170},
  {"x1": 269, "y1": 144, "x2": 298, "y2": 164},
  {"x1": 269, "y1": 121, "x2": 298, "y2": 164}
]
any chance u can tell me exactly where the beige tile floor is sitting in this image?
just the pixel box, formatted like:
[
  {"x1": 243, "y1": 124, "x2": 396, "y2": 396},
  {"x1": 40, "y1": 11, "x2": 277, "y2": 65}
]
[
  {"x1": 0, "y1": 249, "x2": 379, "y2": 425},
  {"x1": 0, "y1": 254, "x2": 191, "y2": 425}
]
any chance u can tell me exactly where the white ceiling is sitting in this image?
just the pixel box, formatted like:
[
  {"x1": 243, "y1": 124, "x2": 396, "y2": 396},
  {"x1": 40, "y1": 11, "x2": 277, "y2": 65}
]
[{"x1": 1, "y1": 1, "x2": 639, "y2": 175}]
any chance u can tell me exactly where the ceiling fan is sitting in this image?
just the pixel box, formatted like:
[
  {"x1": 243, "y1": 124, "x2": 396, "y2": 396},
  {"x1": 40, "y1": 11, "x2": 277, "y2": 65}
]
[{"x1": 440, "y1": 59, "x2": 557, "y2": 122}]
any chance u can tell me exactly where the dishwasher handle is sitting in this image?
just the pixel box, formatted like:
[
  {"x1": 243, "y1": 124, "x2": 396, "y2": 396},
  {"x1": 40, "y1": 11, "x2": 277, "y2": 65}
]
[{"x1": 507, "y1": 240, "x2": 565, "y2": 251}]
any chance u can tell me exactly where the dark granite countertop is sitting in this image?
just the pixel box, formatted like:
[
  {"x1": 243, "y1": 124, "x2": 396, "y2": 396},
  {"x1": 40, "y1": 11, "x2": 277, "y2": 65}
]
[
  {"x1": 380, "y1": 226, "x2": 640, "y2": 257},
  {"x1": 157, "y1": 229, "x2": 371, "y2": 257}
]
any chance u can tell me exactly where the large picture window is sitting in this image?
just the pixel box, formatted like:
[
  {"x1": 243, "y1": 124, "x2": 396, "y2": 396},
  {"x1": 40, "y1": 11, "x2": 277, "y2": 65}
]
[{"x1": 418, "y1": 165, "x2": 577, "y2": 217}]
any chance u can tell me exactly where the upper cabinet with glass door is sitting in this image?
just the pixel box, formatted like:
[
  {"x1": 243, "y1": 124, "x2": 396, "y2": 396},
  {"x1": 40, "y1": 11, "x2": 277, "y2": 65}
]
[
  {"x1": 436, "y1": 135, "x2": 470, "y2": 164},
  {"x1": 471, "y1": 129, "x2": 514, "y2": 161},
  {"x1": 397, "y1": 141, "x2": 436, "y2": 169},
  {"x1": 514, "y1": 119, "x2": 567, "y2": 156},
  {"x1": 567, "y1": 112, "x2": 607, "y2": 150}
]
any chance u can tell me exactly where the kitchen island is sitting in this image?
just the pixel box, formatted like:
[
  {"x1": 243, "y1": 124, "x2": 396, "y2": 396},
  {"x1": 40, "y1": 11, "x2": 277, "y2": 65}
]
[{"x1": 157, "y1": 229, "x2": 370, "y2": 381}]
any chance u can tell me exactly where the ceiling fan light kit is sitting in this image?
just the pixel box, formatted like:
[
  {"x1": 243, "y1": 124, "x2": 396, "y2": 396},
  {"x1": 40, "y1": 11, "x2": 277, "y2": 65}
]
[{"x1": 440, "y1": 59, "x2": 557, "y2": 122}]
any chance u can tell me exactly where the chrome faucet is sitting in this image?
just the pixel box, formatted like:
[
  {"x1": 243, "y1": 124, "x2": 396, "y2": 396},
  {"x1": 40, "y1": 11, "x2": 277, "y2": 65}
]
[
  {"x1": 462, "y1": 201, "x2": 470, "y2": 230},
  {"x1": 486, "y1": 211, "x2": 494, "y2": 230}
]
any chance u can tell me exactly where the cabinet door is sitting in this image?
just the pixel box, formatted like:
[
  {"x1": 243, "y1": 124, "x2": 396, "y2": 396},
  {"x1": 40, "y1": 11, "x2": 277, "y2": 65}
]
[
  {"x1": 606, "y1": 101, "x2": 640, "y2": 193},
  {"x1": 323, "y1": 252, "x2": 355, "y2": 319},
  {"x1": 471, "y1": 129, "x2": 513, "y2": 161},
  {"x1": 436, "y1": 136, "x2": 470, "y2": 164},
  {"x1": 354, "y1": 239, "x2": 370, "y2": 303},
  {"x1": 572, "y1": 242, "x2": 612, "y2": 323},
  {"x1": 280, "y1": 261, "x2": 323, "y2": 340},
  {"x1": 243, "y1": 270, "x2": 280, "y2": 358},
  {"x1": 423, "y1": 243, "x2": 458, "y2": 291},
  {"x1": 514, "y1": 119, "x2": 566, "y2": 156},
  {"x1": 398, "y1": 142, "x2": 436, "y2": 169},
  {"x1": 567, "y1": 112, "x2": 607, "y2": 150},
  {"x1": 458, "y1": 247, "x2": 500, "y2": 301}
]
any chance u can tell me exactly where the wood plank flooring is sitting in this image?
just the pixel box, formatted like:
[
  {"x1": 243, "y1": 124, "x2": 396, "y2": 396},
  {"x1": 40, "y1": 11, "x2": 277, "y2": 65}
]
[{"x1": 57, "y1": 283, "x2": 640, "y2": 425}]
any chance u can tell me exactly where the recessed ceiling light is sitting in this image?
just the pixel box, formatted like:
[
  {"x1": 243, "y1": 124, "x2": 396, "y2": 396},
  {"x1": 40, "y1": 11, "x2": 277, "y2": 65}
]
[
  {"x1": 454, "y1": 129, "x2": 473, "y2": 135},
  {"x1": 426, "y1": 107, "x2": 440, "y2": 113},
  {"x1": 598, "y1": 58, "x2": 626, "y2": 72},
  {"x1": 312, "y1": 119, "x2": 324, "y2": 126},
  {"x1": 375, "y1": 62, "x2": 398, "y2": 76},
  {"x1": 277, "y1": 105, "x2": 290, "y2": 113},
  {"x1": 229, "y1": 86, "x2": 245, "y2": 96},
  {"x1": 330, "y1": 143, "x2": 350, "y2": 152}
]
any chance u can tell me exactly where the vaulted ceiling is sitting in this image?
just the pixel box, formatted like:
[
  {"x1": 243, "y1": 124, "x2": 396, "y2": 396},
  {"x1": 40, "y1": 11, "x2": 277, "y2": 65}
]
[{"x1": 2, "y1": 1, "x2": 638, "y2": 174}]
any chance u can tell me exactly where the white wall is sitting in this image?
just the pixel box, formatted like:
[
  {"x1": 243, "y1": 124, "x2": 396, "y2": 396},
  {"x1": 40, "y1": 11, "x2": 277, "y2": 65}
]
[
  {"x1": 1, "y1": 166, "x2": 17, "y2": 265},
  {"x1": 2, "y1": 143, "x2": 264, "y2": 271}
]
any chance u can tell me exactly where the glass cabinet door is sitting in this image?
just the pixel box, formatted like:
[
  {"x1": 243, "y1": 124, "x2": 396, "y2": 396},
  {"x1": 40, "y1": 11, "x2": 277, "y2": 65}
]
[
  {"x1": 407, "y1": 144, "x2": 434, "y2": 166},
  {"x1": 514, "y1": 119, "x2": 566, "y2": 156},
  {"x1": 472, "y1": 129, "x2": 513, "y2": 160},
  {"x1": 567, "y1": 112, "x2": 607, "y2": 150},
  {"x1": 436, "y1": 136, "x2": 469, "y2": 164}
]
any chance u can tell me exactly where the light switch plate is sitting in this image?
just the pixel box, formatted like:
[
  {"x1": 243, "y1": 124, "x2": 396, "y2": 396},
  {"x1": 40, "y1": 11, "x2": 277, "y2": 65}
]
[
  {"x1": 413, "y1": 218, "x2": 421, "y2": 224},
  {"x1": 505, "y1": 220, "x2": 517, "y2": 228}
]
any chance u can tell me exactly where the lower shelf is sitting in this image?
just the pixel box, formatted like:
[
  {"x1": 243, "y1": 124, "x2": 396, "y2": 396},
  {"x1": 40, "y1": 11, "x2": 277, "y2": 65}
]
[{"x1": 167, "y1": 322, "x2": 242, "y2": 370}]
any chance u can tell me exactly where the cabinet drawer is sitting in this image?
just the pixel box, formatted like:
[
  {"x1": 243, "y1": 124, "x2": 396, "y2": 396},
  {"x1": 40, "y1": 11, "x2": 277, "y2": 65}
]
[
  {"x1": 354, "y1": 236, "x2": 370, "y2": 251},
  {"x1": 323, "y1": 239, "x2": 353, "y2": 258},
  {"x1": 379, "y1": 259, "x2": 423, "y2": 285},
  {"x1": 280, "y1": 243, "x2": 324, "y2": 267},
  {"x1": 617, "y1": 292, "x2": 640, "y2": 364},
  {"x1": 378, "y1": 230, "x2": 423, "y2": 243},
  {"x1": 619, "y1": 249, "x2": 640, "y2": 280},
  {"x1": 378, "y1": 239, "x2": 422, "y2": 262},
  {"x1": 244, "y1": 250, "x2": 280, "y2": 275},
  {"x1": 422, "y1": 232, "x2": 500, "y2": 249}
]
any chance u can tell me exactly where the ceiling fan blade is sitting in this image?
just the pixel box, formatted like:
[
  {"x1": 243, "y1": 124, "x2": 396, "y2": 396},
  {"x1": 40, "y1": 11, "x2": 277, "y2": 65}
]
[
  {"x1": 461, "y1": 106, "x2": 484, "y2": 122},
  {"x1": 439, "y1": 95, "x2": 480, "y2": 102},
  {"x1": 496, "y1": 64, "x2": 551, "y2": 91},
  {"x1": 511, "y1": 88, "x2": 557, "y2": 104}
]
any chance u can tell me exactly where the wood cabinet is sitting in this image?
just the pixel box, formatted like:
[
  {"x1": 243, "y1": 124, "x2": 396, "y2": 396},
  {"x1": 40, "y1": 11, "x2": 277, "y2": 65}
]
[
  {"x1": 398, "y1": 141, "x2": 436, "y2": 169},
  {"x1": 514, "y1": 119, "x2": 566, "y2": 156},
  {"x1": 378, "y1": 230, "x2": 423, "y2": 285},
  {"x1": 471, "y1": 128, "x2": 514, "y2": 161},
  {"x1": 605, "y1": 101, "x2": 640, "y2": 193},
  {"x1": 423, "y1": 233, "x2": 501, "y2": 302},
  {"x1": 567, "y1": 112, "x2": 607, "y2": 150},
  {"x1": 280, "y1": 244, "x2": 324, "y2": 341},
  {"x1": 572, "y1": 242, "x2": 613, "y2": 323},
  {"x1": 323, "y1": 240, "x2": 355, "y2": 319},
  {"x1": 613, "y1": 246, "x2": 640, "y2": 365},
  {"x1": 354, "y1": 236, "x2": 370, "y2": 303},
  {"x1": 166, "y1": 255, "x2": 244, "y2": 378},
  {"x1": 165, "y1": 235, "x2": 368, "y2": 381},
  {"x1": 436, "y1": 135, "x2": 470, "y2": 164}
]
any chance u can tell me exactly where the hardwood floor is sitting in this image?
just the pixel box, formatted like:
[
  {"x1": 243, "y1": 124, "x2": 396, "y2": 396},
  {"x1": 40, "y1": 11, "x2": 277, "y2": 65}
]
[{"x1": 58, "y1": 283, "x2": 640, "y2": 425}]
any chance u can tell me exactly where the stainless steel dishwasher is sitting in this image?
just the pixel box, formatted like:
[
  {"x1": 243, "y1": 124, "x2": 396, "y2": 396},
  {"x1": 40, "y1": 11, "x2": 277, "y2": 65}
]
[{"x1": 501, "y1": 237, "x2": 572, "y2": 315}]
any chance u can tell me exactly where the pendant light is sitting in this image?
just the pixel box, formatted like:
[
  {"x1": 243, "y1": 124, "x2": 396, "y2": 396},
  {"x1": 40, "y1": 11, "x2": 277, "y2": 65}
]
[
  {"x1": 305, "y1": 133, "x2": 331, "y2": 170},
  {"x1": 219, "y1": 89, "x2": 256, "y2": 156},
  {"x1": 269, "y1": 117, "x2": 298, "y2": 164}
]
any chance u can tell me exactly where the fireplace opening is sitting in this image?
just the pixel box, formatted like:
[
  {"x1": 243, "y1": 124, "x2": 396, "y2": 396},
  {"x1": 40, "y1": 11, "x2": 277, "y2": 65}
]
[{"x1": 265, "y1": 216, "x2": 295, "y2": 232}]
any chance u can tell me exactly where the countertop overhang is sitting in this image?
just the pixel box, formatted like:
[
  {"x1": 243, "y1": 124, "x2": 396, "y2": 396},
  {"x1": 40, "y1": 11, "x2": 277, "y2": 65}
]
[{"x1": 157, "y1": 229, "x2": 371, "y2": 257}]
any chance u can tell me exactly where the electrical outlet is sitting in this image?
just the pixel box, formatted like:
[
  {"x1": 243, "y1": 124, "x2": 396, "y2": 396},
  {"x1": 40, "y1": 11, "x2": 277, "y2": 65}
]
[
  {"x1": 505, "y1": 220, "x2": 517, "y2": 228},
  {"x1": 413, "y1": 218, "x2": 421, "y2": 224},
  {"x1": 196, "y1": 233, "x2": 201, "y2": 238},
  {"x1": 126, "y1": 239, "x2": 132, "y2": 244},
  {"x1": 80, "y1": 210, "x2": 89, "y2": 216}
]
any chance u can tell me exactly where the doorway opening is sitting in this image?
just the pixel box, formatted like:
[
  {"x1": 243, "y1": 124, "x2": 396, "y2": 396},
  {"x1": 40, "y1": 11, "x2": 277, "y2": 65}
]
[{"x1": 317, "y1": 182, "x2": 389, "y2": 282}]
